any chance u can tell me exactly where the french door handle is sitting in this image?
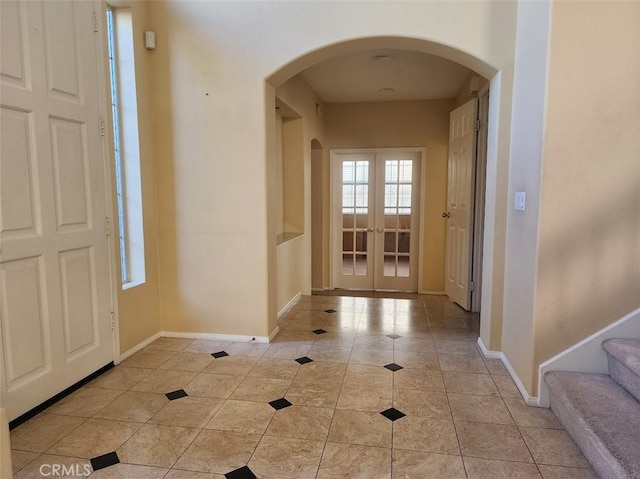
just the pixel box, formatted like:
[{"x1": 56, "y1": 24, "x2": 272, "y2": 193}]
[
  {"x1": 442, "y1": 212, "x2": 451, "y2": 218},
  {"x1": 367, "y1": 227, "x2": 374, "y2": 232},
  {"x1": 376, "y1": 228, "x2": 383, "y2": 233}
]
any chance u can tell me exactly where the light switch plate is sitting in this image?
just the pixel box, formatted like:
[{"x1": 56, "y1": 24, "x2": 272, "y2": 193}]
[{"x1": 515, "y1": 191, "x2": 526, "y2": 212}]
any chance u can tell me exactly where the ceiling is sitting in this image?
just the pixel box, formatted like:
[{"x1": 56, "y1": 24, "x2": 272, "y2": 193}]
[{"x1": 299, "y1": 49, "x2": 474, "y2": 104}]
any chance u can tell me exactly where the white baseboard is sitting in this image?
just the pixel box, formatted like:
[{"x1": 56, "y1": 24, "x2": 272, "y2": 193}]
[
  {"x1": 477, "y1": 337, "x2": 502, "y2": 359},
  {"x1": 119, "y1": 332, "x2": 162, "y2": 362},
  {"x1": 118, "y1": 328, "x2": 275, "y2": 363},
  {"x1": 268, "y1": 326, "x2": 280, "y2": 343},
  {"x1": 278, "y1": 292, "x2": 301, "y2": 319},
  {"x1": 162, "y1": 331, "x2": 271, "y2": 344},
  {"x1": 477, "y1": 337, "x2": 540, "y2": 407},
  {"x1": 419, "y1": 291, "x2": 446, "y2": 295},
  {"x1": 537, "y1": 306, "x2": 640, "y2": 407}
]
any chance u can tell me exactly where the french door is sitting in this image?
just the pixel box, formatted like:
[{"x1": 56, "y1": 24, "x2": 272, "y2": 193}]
[{"x1": 332, "y1": 150, "x2": 422, "y2": 292}]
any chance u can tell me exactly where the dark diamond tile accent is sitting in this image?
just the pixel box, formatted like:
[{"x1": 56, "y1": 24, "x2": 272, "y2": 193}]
[
  {"x1": 312, "y1": 329, "x2": 327, "y2": 335},
  {"x1": 225, "y1": 465, "x2": 257, "y2": 479},
  {"x1": 269, "y1": 397, "x2": 293, "y2": 410},
  {"x1": 90, "y1": 451, "x2": 119, "y2": 471},
  {"x1": 384, "y1": 363, "x2": 404, "y2": 372},
  {"x1": 380, "y1": 407, "x2": 406, "y2": 422},
  {"x1": 386, "y1": 334, "x2": 402, "y2": 339},
  {"x1": 295, "y1": 356, "x2": 313, "y2": 365},
  {"x1": 166, "y1": 389, "x2": 188, "y2": 401},
  {"x1": 324, "y1": 309, "x2": 337, "y2": 313},
  {"x1": 211, "y1": 351, "x2": 229, "y2": 358}
]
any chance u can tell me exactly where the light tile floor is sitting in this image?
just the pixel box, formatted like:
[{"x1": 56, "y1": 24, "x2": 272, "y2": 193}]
[{"x1": 10, "y1": 293, "x2": 599, "y2": 478}]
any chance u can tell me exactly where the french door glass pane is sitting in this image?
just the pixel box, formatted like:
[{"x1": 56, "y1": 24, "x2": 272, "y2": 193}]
[
  {"x1": 383, "y1": 159, "x2": 412, "y2": 278},
  {"x1": 342, "y1": 160, "x2": 369, "y2": 276}
]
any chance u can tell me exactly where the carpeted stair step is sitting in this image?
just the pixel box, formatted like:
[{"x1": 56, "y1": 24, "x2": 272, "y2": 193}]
[
  {"x1": 545, "y1": 371, "x2": 640, "y2": 479},
  {"x1": 603, "y1": 339, "x2": 640, "y2": 402}
]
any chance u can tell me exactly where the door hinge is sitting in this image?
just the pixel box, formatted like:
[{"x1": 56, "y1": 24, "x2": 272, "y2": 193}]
[
  {"x1": 469, "y1": 280, "x2": 475, "y2": 292},
  {"x1": 99, "y1": 117, "x2": 106, "y2": 136},
  {"x1": 110, "y1": 312, "x2": 116, "y2": 330},
  {"x1": 475, "y1": 119, "x2": 481, "y2": 131},
  {"x1": 105, "y1": 217, "x2": 111, "y2": 236},
  {"x1": 93, "y1": 12, "x2": 99, "y2": 33}
]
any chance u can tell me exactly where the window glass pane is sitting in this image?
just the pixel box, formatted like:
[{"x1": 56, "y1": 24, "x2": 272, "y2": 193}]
[
  {"x1": 106, "y1": 8, "x2": 128, "y2": 283},
  {"x1": 343, "y1": 214, "x2": 354, "y2": 229},
  {"x1": 342, "y1": 231, "x2": 354, "y2": 252},
  {"x1": 355, "y1": 214, "x2": 368, "y2": 229},
  {"x1": 398, "y1": 256, "x2": 410, "y2": 277},
  {"x1": 355, "y1": 161, "x2": 368, "y2": 183},
  {"x1": 398, "y1": 214, "x2": 411, "y2": 229},
  {"x1": 385, "y1": 184, "x2": 397, "y2": 207},
  {"x1": 399, "y1": 160, "x2": 412, "y2": 183},
  {"x1": 398, "y1": 184, "x2": 412, "y2": 207},
  {"x1": 384, "y1": 255, "x2": 396, "y2": 277},
  {"x1": 342, "y1": 184, "x2": 354, "y2": 207},
  {"x1": 355, "y1": 231, "x2": 368, "y2": 253},
  {"x1": 355, "y1": 254, "x2": 367, "y2": 276},
  {"x1": 384, "y1": 232, "x2": 397, "y2": 253},
  {"x1": 398, "y1": 232, "x2": 410, "y2": 253},
  {"x1": 343, "y1": 161, "x2": 355, "y2": 183},
  {"x1": 355, "y1": 185, "x2": 368, "y2": 207},
  {"x1": 385, "y1": 160, "x2": 398, "y2": 182},
  {"x1": 342, "y1": 254, "x2": 354, "y2": 275},
  {"x1": 384, "y1": 214, "x2": 397, "y2": 229}
]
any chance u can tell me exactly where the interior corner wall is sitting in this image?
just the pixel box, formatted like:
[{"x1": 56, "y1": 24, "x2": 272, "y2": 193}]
[
  {"x1": 455, "y1": 73, "x2": 489, "y2": 108},
  {"x1": 272, "y1": 75, "x2": 326, "y2": 315},
  {"x1": 534, "y1": 0, "x2": 640, "y2": 388},
  {"x1": 500, "y1": 0, "x2": 551, "y2": 394},
  {"x1": 110, "y1": 0, "x2": 162, "y2": 354},
  {"x1": 323, "y1": 100, "x2": 454, "y2": 293}
]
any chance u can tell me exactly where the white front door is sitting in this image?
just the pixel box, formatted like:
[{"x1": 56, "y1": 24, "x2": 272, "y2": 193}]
[
  {"x1": 332, "y1": 150, "x2": 421, "y2": 292},
  {"x1": 0, "y1": 0, "x2": 114, "y2": 421},
  {"x1": 444, "y1": 99, "x2": 478, "y2": 310}
]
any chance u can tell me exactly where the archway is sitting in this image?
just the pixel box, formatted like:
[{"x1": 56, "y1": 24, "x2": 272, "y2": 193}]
[{"x1": 265, "y1": 36, "x2": 505, "y2": 355}]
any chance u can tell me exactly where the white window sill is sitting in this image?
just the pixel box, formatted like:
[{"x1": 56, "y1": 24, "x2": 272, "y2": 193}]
[{"x1": 122, "y1": 280, "x2": 145, "y2": 291}]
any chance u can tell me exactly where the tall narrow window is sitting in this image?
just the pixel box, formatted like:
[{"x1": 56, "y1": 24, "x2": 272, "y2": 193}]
[{"x1": 106, "y1": 6, "x2": 145, "y2": 288}]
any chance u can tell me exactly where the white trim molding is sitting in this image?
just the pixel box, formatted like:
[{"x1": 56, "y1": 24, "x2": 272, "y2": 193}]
[
  {"x1": 119, "y1": 332, "x2": 162, "y2": 362},
  {"x1": 537, "y1": 306, "x2": 640, "y2": 407},
  {"x1": 477, "y1": 338, "x2": 540, "y2": 406},
  {"x1": 278, "y1": 291, "x2": 301, "y2": 319},
  {"x1": 162, "y1": 331, "x2": 271, "y2": 344}
]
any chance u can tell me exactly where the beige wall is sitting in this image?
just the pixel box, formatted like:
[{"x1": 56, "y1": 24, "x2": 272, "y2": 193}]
[
  {"x1": 322, "y1": 100, "x2": 454, "y2": 293},
  {"x1": 106, "y1": 1, "x2": 161, "y2": 353},
  {"x1": 533, "y1": 1, "x2": 640, "y2": 388},
  {"x1": 108, "y1": 0, "x2": 639, "y2": 399},
  {"x1": 145, "y1": 0, "x2": 517, "y2": 349}
]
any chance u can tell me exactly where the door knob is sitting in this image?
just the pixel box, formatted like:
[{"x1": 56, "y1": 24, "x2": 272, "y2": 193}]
[
  {"x1": 442, "y1": 212, "x2": 451, "y2": 218},
  {"x1": 367, "y1": 227, "x2": 374, "y2": 232},
  {"x1": 377, "y1": 228, "x2": 383, "y2": 233}
]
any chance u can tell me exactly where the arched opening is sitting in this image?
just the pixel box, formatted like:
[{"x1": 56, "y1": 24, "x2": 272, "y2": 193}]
[{"x1": 266, "y1": 36, "x2": 502, "y2": 347}]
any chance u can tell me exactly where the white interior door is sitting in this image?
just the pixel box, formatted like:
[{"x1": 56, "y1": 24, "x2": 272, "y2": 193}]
[
  {"x1": 444, "y1": 98, "x2": 478, "y2": 309},
  {"x1": 332, "y1": 150, "x2": 421, "y2": 292},
  {"x1": 1, "y1": 0, "x2": 114, "y2": 421}
]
